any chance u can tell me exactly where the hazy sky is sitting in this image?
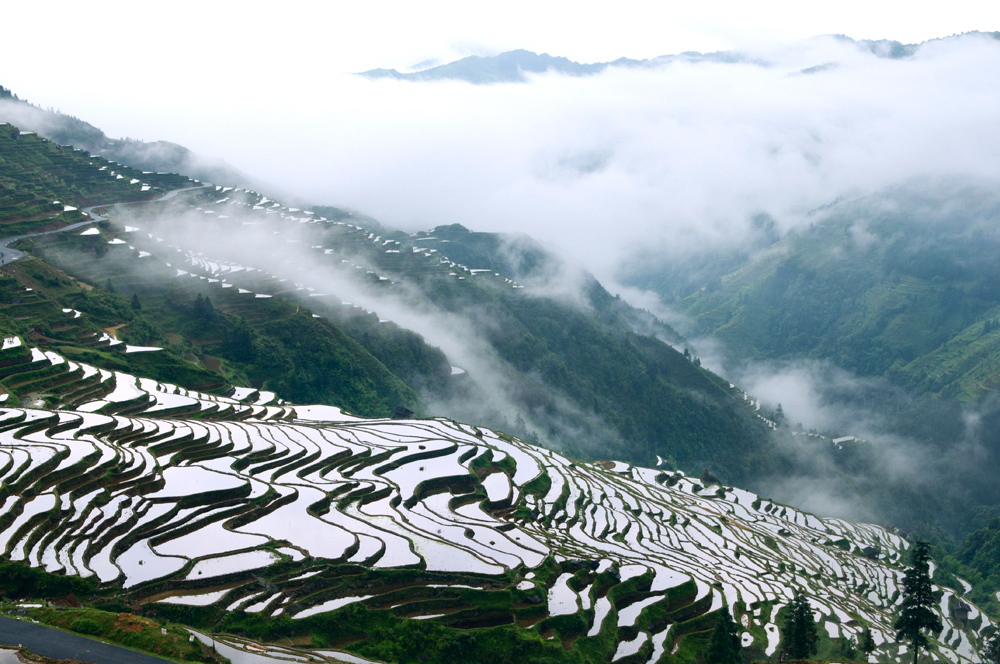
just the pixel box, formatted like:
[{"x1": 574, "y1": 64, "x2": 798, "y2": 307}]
[
  {"x1": 5, "y1": 0, "x2": 998, "y2": 134},
  {"x1": 3, "y1": 1, "x2": 1000, "y2": 283},
  {"x1": 5, "y1": 1, "x2": 998, "y2": 77}
]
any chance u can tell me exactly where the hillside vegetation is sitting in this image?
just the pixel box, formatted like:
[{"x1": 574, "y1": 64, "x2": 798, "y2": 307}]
[
  {"x1": 0, "y1": 81, "x2": 999, "y2": 664},
  {"x1": 655, "y1": 184, "x2": 1000, "y2": 401},
  {"x1": 0, "y1": 123, "x2": 186, "y2": 234},
  {"x1": 0, "y1": 115, "x2": 773, "y2": 484},
  {"x1": 110, "y1": 186, "x2": 775, "y2": 481},
  {"x1": 1, "y1": 116, "x2": 989, "y2": 540},
  {"x1": 0, "y1": 85, "x2": 261, "y2": 191}
]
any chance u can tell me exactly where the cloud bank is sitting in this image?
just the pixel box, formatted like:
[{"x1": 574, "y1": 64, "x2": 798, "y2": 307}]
[
  {"x1": 113, "y1": 33, "x2": 997, "y2": 289},
  {"x1": 5, "y1": 33, "x2": 999, "y2": 289}
]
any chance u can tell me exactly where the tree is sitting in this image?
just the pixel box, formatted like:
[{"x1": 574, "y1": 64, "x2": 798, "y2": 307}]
[
  {"x1": 223, "y1": 319, "x2": 256, "y2": 362},
  {"x1": 784, "y1": 589, "x2": 818, "y2": 659},
  {"x1": 894, "y1": 541, "x2": 942, "y2": 664},
  {"x1": 980, "y1": 631, "x2": 1000, "y2": 664},
  {"x1": 130, "y1": 293, "x2": 141, "y2": 310},
  {"x1": 839, "y1": 635, "x2": 858, "y2": 661},
  {"x1": 705, "y1": 607, "x2": 742, "y2": 664},
  {"x1": 193, "y1": 293, "x2": 215, "y2": 320},
  {"x1": 858, "y1": 625, "x2": 876, "y2": 660},
  {"x1": 122, "y1": 315, "x2": 161, "y2": 346}
]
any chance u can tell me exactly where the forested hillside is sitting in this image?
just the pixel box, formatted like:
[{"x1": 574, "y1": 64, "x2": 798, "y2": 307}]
[{"x1": 640, "y1": 183, "x2": 1000, "y2": 401}]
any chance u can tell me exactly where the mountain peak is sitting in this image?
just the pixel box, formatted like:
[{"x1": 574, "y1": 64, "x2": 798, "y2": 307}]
[
  {"x1": 359, "y1": 33, "x2": 1000, "y2": 85},
  {"x1": 359, "y1": 49, "x2": 610, "y2": 83}
]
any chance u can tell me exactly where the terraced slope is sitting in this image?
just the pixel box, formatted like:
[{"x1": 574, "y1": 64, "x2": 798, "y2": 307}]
[
  {"x1": 17, "y1": 238, "x2": 422, "y2": 418},
  {"x1": 30, "y1": 185, "x2": 771, "y2": 481},
  {"x1": 0, "y1": 118, "x2": 772, "y2": 482},
  {"x1": 0, "y1": 260, "x2": 235, "y2": 408},
  {"x1": 0, "y1": 123, "x2": 189, "y2": 236},
  {"x1": 0, "y1": 347, "x2": 989, "y2": 664}
]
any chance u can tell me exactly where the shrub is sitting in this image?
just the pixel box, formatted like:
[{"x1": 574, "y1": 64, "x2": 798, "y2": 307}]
[{"x1": 71, "y1": 618, "x2": 102, "y2": 635}]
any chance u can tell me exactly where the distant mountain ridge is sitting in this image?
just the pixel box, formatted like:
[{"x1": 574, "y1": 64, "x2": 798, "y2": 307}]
[
  {"x1": 359, "y1": 48, "x2": 743, "y2": 84},
  {"x1": 359, "y1": 32, "x2": 1000, "y2": 84}
]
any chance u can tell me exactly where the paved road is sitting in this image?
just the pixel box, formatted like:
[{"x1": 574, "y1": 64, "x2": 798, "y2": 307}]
[
  {"x1": 0, "y1": 616, "x2": 174, "y2": 664},
  {"x1": 0, "y1": 184, "x2": 210, "y2": 264}
]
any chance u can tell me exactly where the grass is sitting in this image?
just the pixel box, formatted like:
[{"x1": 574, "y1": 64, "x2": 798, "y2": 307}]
[{"x1": 21, "y1": 605, "x2": 224, "y2": 663}]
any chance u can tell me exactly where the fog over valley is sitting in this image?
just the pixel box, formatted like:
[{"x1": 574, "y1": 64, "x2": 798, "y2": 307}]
[{"x1": 4, "y1": 27, "x2": 1000, "y2": 528}]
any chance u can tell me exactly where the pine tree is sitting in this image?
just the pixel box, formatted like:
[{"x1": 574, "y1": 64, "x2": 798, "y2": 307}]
[
  {"x1": 130, "y1": 293, "x2": 141, "y2": 310},
  {"x1": 982, "y1": 631, "x2": 1000, "y2": 664},
  {"x1": 858, "y1": 625, "x2": 876, "y2": 660},
  {"x1": 784, "y1": 589, "x2": 818, "y2": 659},
  {"x1": 894, "y1": 541, "x2": 942, "y2": 664},
  {"x1": 839, "y1": 635, "x2": 858, "y2": 661},
  {"x1": 193, "y1": 294, "x2": 215, "y2": 320},
  {"x1": 705, "y1": 607, "x2": 742, "y2": 664}
]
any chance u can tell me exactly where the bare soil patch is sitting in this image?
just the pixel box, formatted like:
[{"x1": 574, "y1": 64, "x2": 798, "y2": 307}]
[{"x1": 103, "y1": 324, "x2": 126, "y2": 340}]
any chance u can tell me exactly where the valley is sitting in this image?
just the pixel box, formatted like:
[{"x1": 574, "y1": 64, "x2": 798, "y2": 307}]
[{"x1": 2, "y1": 29, "x2": 1000, "y2": 663}]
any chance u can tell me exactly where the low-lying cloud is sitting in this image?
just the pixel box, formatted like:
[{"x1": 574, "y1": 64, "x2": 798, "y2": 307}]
[
  {"x1": 7, "y1": 34, "x2": 999, "y2": 294},
  {"x1": 117, "y1": 201, "x2": 624, "y2": 460},
  {"x1": 691, "y1": 350, "x2": 1000, "y2": 533},
  {"x1": 112, "y1": 33, "x2": 1000, "y2": 290},
  {"x1": 11, "y1": 29, "x2": 1000, "y2": 532}
]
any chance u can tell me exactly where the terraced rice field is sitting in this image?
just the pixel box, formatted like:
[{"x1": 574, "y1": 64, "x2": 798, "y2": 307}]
[
  {"x1": 0, "y1": 123, "x2": 189, "y2": 230},
  {"x1": 0, "y1": 346, "x2": 990, "y2": 663}
]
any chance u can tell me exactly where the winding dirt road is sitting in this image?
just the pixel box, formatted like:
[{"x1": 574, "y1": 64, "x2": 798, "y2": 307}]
[{"x1": 0, "y1": 184, "x2": 209, "y2": 264}]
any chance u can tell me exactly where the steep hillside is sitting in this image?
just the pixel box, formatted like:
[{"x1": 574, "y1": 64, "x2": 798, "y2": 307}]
[
  {"x1": 4, "y1": 115, "x2": 995, "y2": 540},
  {"x1": 650, "y1": 183, "x2": 1000, "y2": 400},
  {"x1": 956, "y1": 518, "x2": 1000, "y2": 596},
  {"x1": 72, "y1": 184, "x2": 774, "y2": 482},
  {"x1": 0, "y1": 122, "x2": 188, "y2": 235},
  {"x1": 0, "y1": 118, "x2": 772, "y2": 483}
]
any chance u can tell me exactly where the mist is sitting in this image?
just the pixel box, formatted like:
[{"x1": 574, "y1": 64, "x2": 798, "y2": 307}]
[
  {"x1": 7, "y1": 25, "x2": 1000, "y2": 534},
  {"x1": 5, "y1": 33, "x2": 999, "y2": 293},
  {"x1": 114, "y1": 199, "x2": 626, "y2": 461},
  {"x1": 38, "y1": 33, "x2": 992, "y2": 292},
  {"x1": 664, "y1": 343, "x2": 1000, "y2": 534}
]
